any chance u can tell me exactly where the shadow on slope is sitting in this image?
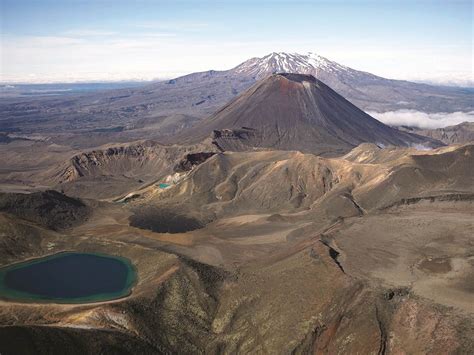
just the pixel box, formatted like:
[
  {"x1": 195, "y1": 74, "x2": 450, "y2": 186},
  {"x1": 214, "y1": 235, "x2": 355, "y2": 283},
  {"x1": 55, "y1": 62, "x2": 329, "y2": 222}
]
[
  {"x1": 129, "y1": 207, "x2": 205, "y2": 234},
  {"x1": 0, "y1": 190, "x2": 91, "y2": 230}
]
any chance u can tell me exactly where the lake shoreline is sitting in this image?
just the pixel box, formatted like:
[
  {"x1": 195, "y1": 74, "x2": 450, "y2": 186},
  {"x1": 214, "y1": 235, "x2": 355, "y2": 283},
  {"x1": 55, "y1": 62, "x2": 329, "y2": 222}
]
[{"x1": 0, "y1": 251, "x2": 138, "y2": 304}]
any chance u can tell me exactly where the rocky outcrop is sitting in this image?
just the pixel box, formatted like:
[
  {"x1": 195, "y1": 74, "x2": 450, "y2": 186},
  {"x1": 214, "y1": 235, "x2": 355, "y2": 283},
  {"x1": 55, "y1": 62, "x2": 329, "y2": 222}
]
[
  {"x1": 54, "y1": 141, "x2": 218, "y2": 184},
  {"x1": 173, "y1": 152, "x2": 217, "y2": 172}
]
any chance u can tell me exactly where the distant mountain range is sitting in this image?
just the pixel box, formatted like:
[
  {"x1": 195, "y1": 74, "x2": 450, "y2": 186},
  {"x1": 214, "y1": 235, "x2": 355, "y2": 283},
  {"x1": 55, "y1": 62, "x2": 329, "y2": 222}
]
[{"x1": 1, "y1": 52, "x2": 472, "y2": 146}]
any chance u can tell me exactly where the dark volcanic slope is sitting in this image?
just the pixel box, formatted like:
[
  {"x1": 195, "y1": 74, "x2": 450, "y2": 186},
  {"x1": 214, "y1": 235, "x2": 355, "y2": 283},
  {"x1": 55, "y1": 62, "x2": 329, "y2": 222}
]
[
  {"x1": 175, "y1": 73, "x2": 438, "y2": 155},
  {"x1": 0, "y1": 190, "x2": 91, "y2": 230}
]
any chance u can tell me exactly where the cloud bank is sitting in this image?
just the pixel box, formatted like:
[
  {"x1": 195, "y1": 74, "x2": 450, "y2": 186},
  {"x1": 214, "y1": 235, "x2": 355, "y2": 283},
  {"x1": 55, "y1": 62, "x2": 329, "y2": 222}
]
[{"x1": 367, "y1": 110, "x2": 474, "y2": 129}]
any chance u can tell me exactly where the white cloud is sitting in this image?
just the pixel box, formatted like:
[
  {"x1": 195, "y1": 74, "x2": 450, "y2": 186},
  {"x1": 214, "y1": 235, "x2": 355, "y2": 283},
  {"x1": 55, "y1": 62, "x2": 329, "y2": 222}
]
[
  {"x1": 63, "y1": 29, "x2": 118, "y2": 37},
  {"x1": 367, "y1": 110, "x2": 474, "y2": 129},
  {"x1": 140, "y1": 33, "x2": 177, "y2": 38},
  {"x1": 410, "y1": 144, "x2": 433, "y2": 151},
  {"x1": 135, "y1": 21, "x2": 208, "y2": 31},
  {"x1": 13, "y1": 36, "x2": 85, "y2": 46}
]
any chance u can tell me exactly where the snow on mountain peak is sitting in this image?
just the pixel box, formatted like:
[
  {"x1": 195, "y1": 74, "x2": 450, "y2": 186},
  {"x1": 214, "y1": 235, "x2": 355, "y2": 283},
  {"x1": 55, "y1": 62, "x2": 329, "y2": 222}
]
[{"x1": 232, "y1": 52, "x2": 347, "y2": 79}]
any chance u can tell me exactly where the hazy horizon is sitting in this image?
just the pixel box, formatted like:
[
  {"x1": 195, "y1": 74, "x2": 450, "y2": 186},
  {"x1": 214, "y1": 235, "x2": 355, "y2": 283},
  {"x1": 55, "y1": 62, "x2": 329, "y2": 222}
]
[
  {"x1": 1, "y1": 0, "x2": 472, "y2": 86},
  {"x1": 1, "y1": 50, "x2": 473, "y2": 88}
]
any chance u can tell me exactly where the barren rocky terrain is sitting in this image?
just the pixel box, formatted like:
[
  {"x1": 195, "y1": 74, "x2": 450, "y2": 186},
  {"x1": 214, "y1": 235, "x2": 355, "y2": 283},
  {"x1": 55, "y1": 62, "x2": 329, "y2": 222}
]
[
  {"x1": 0, "y1": 72, "x2": 472, "y2": 354},
  {"x1": 0, "y1": 139, "x2": 472, "y2": 353},
  {"x1": 401, "y1": 122, "x2": 474, "y2": 144}
]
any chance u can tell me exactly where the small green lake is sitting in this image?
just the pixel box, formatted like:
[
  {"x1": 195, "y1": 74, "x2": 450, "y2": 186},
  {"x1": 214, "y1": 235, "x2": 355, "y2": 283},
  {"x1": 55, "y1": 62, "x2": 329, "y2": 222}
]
[{"x1": 0, "y1": 252, "x2": 137, "y2": 304}]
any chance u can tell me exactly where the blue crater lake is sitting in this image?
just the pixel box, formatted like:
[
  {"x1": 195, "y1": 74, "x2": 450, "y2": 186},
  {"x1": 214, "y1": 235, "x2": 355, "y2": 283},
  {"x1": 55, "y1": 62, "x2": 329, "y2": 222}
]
[{"x1": 0, "y1": 252, "x2": 137, "y2": 303}]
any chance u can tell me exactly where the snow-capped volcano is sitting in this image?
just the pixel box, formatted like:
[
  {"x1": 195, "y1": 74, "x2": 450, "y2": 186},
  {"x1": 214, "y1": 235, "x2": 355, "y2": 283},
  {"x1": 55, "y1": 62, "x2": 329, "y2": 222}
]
[
  {"x1": 227, "y1": 51, "x2": 390, "y2": 101},
  {"x1": 63, "y1": 51, "x2": 471, "y2": 125},
  {"x1": 231, "y1": 52, "x2": 352, "y2": 79}
]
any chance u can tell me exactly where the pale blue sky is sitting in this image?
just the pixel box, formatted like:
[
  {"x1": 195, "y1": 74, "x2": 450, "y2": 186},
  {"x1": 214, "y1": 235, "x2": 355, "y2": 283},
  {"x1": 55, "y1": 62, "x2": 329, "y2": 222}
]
[{"x1": 1, "y1": 0, "x2": 472, "y2": 84}]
